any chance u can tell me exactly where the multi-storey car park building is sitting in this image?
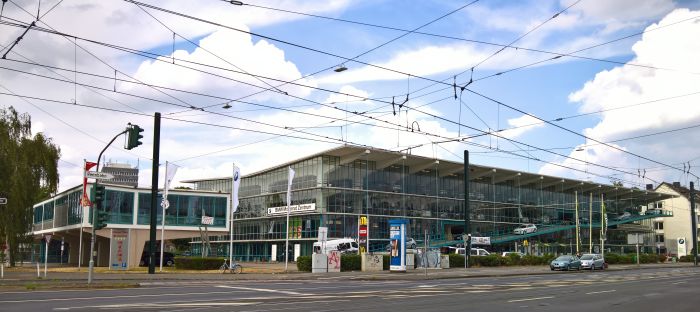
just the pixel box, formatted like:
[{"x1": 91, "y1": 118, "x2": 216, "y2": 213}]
[
  {"x1": 182, "y1": 146, "x2": 674, "y2": 261},
  {"x1": 31, "y1": 145, "x2": 676, "y2": 266}
]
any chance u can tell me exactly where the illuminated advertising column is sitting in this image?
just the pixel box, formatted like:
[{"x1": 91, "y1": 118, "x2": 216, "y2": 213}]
[
  {"x1": 389, "y1": 219, "x2": 407, "y2": 272},
  {"x1": 359, "y1": 216, "x2": 368, "y2": 254}
]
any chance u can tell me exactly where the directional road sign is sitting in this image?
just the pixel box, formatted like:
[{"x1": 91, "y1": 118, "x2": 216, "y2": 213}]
[{"x1": 86, "y1": 171, "x2": 115, "y2": 180}]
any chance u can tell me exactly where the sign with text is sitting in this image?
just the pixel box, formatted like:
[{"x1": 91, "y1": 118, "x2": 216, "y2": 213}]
[
  {"x1": 86, "y1": 171, "x2": 114, "y2": 180},
  {"x1": 471, "y1": 236, "x2": 491, "y2": 245},
  {"x1": 201, "y1": 216, "x2": 214, "y2": 225},
  {"x1": 359, "y1": 216, "x2": 368, "y2": 254},
  {"x1": 110, "y1": 229, "x2": 129, "y2": 270},
  {"x1": 389, "y1": 219, "x2": 408, "y2": 272},
  {"x1": 267, "y1": 203, "x2": 316, "y2": 215}
]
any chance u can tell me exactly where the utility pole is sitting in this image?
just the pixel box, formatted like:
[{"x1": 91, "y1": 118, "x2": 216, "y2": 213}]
[
  {"x1": 463, "y1": 150, "x2": 470, "y2": 269},
  {"x1": 148, "y1": 113, "x2": 161, "y2": 274},
  {"x1": 690, "y1": 182, "x2": 698, "y2": 266},
  {"x1": 88, "y1": 128, "x2": 128, "y2": 284}
]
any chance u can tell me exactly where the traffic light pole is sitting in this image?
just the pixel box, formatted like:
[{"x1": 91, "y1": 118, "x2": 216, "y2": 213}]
[
  {"x1": 88, "y1": 129, "x2": 127, "y2": 284},
  {"x1": 148, "y1": 113, "x2": 161, "y2": 274},
  {"x1": 464, "y1": 150, "x2": 470, "y2": 269}
]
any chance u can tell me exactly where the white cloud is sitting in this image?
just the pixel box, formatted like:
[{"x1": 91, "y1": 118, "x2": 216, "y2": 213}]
[
  {"x1": 497, "y1": 115, "x2": 545, "y2": 139},
  {"x1": 541, "y1": 9, "x2": 700, "y2": 186}
]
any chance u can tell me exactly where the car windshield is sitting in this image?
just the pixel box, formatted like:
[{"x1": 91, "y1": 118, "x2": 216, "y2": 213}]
[
  {"x1": 555, "y1": 256, "x2": 571, "y2": 261},
  {"x1": 580, "y1": 255, "x2": 594, "y2": 260}
]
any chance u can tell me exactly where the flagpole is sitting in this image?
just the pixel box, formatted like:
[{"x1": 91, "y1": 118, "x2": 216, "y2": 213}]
[
  {"x1": 79, "y1": 159, "x2": 86, "y2": 269},
  {"x1": 575, "y1": 191, "x2": 580, "y2": 255},
  {"x1": 600, "y1": 193, "x2": 605, "y2": 259},
  {"x1": 285, "y1": 166, "x2": 294, "y2": 272},
  {"x1": 160, "y1": 161, "x2": 168, "y2": 272},
  {"x1": 229, "y1": 163, "x2": 235, "y2": 270},
  {"x1": 589, "y1": 192, "x2": 593, "y2": 254}
]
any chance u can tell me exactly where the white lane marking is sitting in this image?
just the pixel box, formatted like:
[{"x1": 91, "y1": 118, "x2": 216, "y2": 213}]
[
  {"x1": 586, "y1": 290, "x2": 616, "y2": 295},
  {"x1": 508, "y1": 296, "x2": 554, "y2": 303},
  {"x1": 417, "y1": 285, "x2": 438, "y2": 288},
  {"x1": 0, "y1": 291, "x2": 238, "y2": 304},
  {"x1": 672, "y1": 281, "x2": 687, "y2": 285},
  {"x1": 215, "y1": 285, "x2": 303, "y2": 295},
  {"x1": 53, "y1": 302, "x2": 259, "y2": 310}
]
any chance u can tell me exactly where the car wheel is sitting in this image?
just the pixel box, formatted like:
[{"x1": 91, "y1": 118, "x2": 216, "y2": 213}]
[
  {"x1": 410, "y1": 244, "x2": 416, "y2": 249},
  {"x1": 139, "y1": 259, "x2": 146, "y2": 266},
  {"x1": 565, "y1": 265, "x2": 570, "y2": 271}
]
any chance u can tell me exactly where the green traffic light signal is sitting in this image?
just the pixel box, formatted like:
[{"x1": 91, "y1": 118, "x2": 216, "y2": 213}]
[
  {"x1": 94, "y1": 184, "x2": 105, "y2": 202},
  {"x1": 125, "y1": 124, "x2": 144, "y2": 150},
  {"x1": 94, "y1": 209, "x2": 109, "y2": 230}
]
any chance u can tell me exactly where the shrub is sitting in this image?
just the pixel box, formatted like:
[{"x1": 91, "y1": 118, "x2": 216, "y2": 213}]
[
  {"x1": 341, "y1": 254, "x2": 361, "y2": 271},
  {"x1": 174, "y1": 257, "x2": 224, "y2": 270},
  {"x1": 478, "y1": 254, "x2": 503, "y2": 267},
  {"x1": 296, "y1": 256, "x2": 312, "y2": 272},
  {"x1": 679, "y1": 255, "x2": 695, "y2": 262},
  {"x1": 502, "y1": 253, "x2": 521, "y2": 266},
  {"x1": 448, "y1": 254, "x2": 466, "y2": 268},
  {"x1": 658, "y1": 254, "x2": 667, "y2": 263},
  {"x1": 640, "y1": 253, "x2": 657, "y2": 264}
]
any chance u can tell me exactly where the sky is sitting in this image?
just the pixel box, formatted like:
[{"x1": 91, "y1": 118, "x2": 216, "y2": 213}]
[{"x1": 1, "y1": 0, "x2": 700, "y2": 193}]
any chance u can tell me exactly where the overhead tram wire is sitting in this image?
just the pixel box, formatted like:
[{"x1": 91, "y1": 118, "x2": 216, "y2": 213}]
[
  {"x1": 7, "y1": 0, "x2": 204, "y2": 112},
  {"x1": 2, "y1": 10, "x2": 687, "y2": 180},
  {"x1": 132, "y1": 4, "x2": 289, "y2": 98},
  {"x1": 231, "y1": 0, "x2": 693, "y2": 77},
  {"x1": 0, "y1": 61, "x2": 469, "y2": 148},
  {"x1": 0, "y1": 90, "x2": 647, "y2": 188},
  {"x1": 164, "y1": 0, "x2": 480, "y2": 115},
  {"x1": 378, "y1": 13, "x2": 700, "y2": 103},
  {"x1": 0, "y1": 21, "x2": 672, "y2": 184},
  {"x1": 0, "y1": 59, "x2": 444, "y2": 137},
  {"x1": 0, "y1": 61, "x2": 646, "y2": 186},
  {"x1": 0, "y1": 82, "x2": 152, "y2": 160},
  {"x1": 386, "y1": 0, "x2": 583, "y2": 102}
]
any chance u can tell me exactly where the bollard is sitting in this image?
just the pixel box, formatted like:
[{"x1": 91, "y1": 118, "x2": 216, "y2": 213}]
[{"x1": 36, "y1": 261, "x2": 40, "y2": 277}]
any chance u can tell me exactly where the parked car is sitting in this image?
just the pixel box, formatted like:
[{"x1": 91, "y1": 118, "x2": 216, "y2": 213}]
[
  {"x1": 579, "y1": 254, "x2": 605, "y2": 270},
  {"x1": 501, "y1": 251, "x2": 525, "y2": 257},
  {"x1": 454, "y1": 247, "x2": 490, "y2": 256},
  {"x1": 140, "y1": 251, "x2": 175, "y2": 267},
  {"x1": 550, "y1": 255, "x2": 581, "y2": 271},
  {"x1": 514, "y1": 224, "x2": 537, "y2": 235},
  {"x1": 614, "y1": 211, "x2": 632, "y2": 221}
]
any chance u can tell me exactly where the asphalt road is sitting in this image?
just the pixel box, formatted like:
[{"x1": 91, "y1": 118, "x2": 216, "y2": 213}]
[{"x1": 1, "y1": 266, "x2": 698, "y2": 312}]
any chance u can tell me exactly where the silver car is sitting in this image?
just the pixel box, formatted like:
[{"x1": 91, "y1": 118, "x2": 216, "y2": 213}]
[{"x1": 580, "y1": 254, "x2": 605, "y2": 270}]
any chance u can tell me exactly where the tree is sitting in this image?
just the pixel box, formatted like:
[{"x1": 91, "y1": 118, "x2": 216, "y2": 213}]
[{"x1": 0, "y1": 107, "x2": 60, "y2": 266}]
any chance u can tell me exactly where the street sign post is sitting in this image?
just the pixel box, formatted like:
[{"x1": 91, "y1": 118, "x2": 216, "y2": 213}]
[{"x1": 85, "y1": 172, "x2": 114, "y2": 180}]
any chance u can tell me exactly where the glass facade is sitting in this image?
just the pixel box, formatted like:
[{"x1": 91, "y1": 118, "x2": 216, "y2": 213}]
[
  {"x1": 190, "y1": 147, "x2": 662, "y2": 260},
  {"x1": 33, "y1": 185, "x2": 228, "y2": 229}
]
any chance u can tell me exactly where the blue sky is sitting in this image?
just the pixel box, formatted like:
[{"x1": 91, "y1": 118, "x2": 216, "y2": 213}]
[{"x1": 1, "y1": 0, "x2": 700, "y2": 191}]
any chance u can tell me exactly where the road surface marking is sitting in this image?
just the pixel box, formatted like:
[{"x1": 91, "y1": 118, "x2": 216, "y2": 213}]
[
  {"x1": 586, "y1": 290, "x2": 616, "y2": 295},
  {"x1": 508, "y1": 296, "x2": 554, "y2": 303},
  {"x1": 215, "y1": 285, "x2": 303, "y2": 295}
]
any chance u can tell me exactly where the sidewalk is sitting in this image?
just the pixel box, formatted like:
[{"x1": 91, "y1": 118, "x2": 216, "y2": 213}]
[{"x1": 0, "y1": 262, "x2": 696, "y2": 289}]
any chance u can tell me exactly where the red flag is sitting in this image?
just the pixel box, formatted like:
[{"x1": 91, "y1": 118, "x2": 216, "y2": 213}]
[{"x1": 82, "y1": 160, "x2": 98, "y2": 207}]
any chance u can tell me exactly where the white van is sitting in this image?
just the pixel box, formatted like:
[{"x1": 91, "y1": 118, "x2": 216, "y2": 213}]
[
  {"x1": 454, "y1": 247, "x2": 490, "y2": 256},
  {"x1": 313, "y1": 238, "x2": 359, "y2": 254}
]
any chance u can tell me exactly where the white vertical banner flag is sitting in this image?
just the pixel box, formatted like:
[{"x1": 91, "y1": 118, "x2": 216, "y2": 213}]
[
  {"x1": 162, "y1": 162, "x2": 179, "y2": 206},
  {"x1": 160, "y1": 161, "x2": 178, "y2": 272},
  {"x1": 284, "y1": 166, "x2": 295, "y2": 272},
  {"x1": 229, "y1": 164, "x2": 241, "y2": 268},
  {"x1": 287, "y1": 167, "x2": 295, "y2": 208},
  {"x1": 232, "y1": 165, "x2": 241, "y2": 213}
]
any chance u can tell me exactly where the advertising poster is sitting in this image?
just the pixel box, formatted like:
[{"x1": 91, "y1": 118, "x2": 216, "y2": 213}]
[
  {"x1": 389, "y1": 219, "x2": 407, "y2": 272},
  {"x1": 110, "y1": 229, "x2": 129, "y2": 270}
]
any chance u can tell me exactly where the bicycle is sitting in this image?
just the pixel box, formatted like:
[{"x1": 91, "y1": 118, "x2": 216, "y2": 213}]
[{"x1": 219, "y1": 259, "x2": 243, "y2": 274}]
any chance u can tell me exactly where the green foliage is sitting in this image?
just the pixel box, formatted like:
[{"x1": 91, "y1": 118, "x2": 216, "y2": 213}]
[
  {"x1": 174, "y1": 257, "x2": 224, "y2": 270},
  {"x1": 448, "y1": 254, "x2": 466, "y2": 267},
  {"x1": 0, "y1": 107, "x2": 60, "y2": 266},
  {"x1": 341, "y1": 254, "x2": 361, "y2": 271},
  {"x1": 679, "y1": 255, "x2": 695, "y2": 262},
  {"x1": 296, "y1": 256, "x2": 312, "y2": 272}
]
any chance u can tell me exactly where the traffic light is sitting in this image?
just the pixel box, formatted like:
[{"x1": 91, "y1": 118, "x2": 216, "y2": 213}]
[
  {"x1": 94, "y1": 209, "x2": 109, "y2": 230},
  {"x1": 93, "y1": 184, "x2": 105, "y2": 202},
  {"x1": 124, "y1": 123, "x2": 144, "y2": 150}
]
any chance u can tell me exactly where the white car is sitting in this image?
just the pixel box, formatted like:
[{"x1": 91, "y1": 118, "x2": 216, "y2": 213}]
[{"x1": 513, "y1": 224, "x2": 537, "y2": 235}]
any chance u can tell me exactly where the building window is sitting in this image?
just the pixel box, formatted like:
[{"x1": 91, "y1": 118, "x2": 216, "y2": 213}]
[
  {"x1": 654, "y1": 222, "x2": 664, "y2": 230},
  {"x1": 656, "y1": 235, "x2": 664, "y2": 243},
  {"x1": 654, "y1": 201, "x2": 663, "y2": 209}
]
